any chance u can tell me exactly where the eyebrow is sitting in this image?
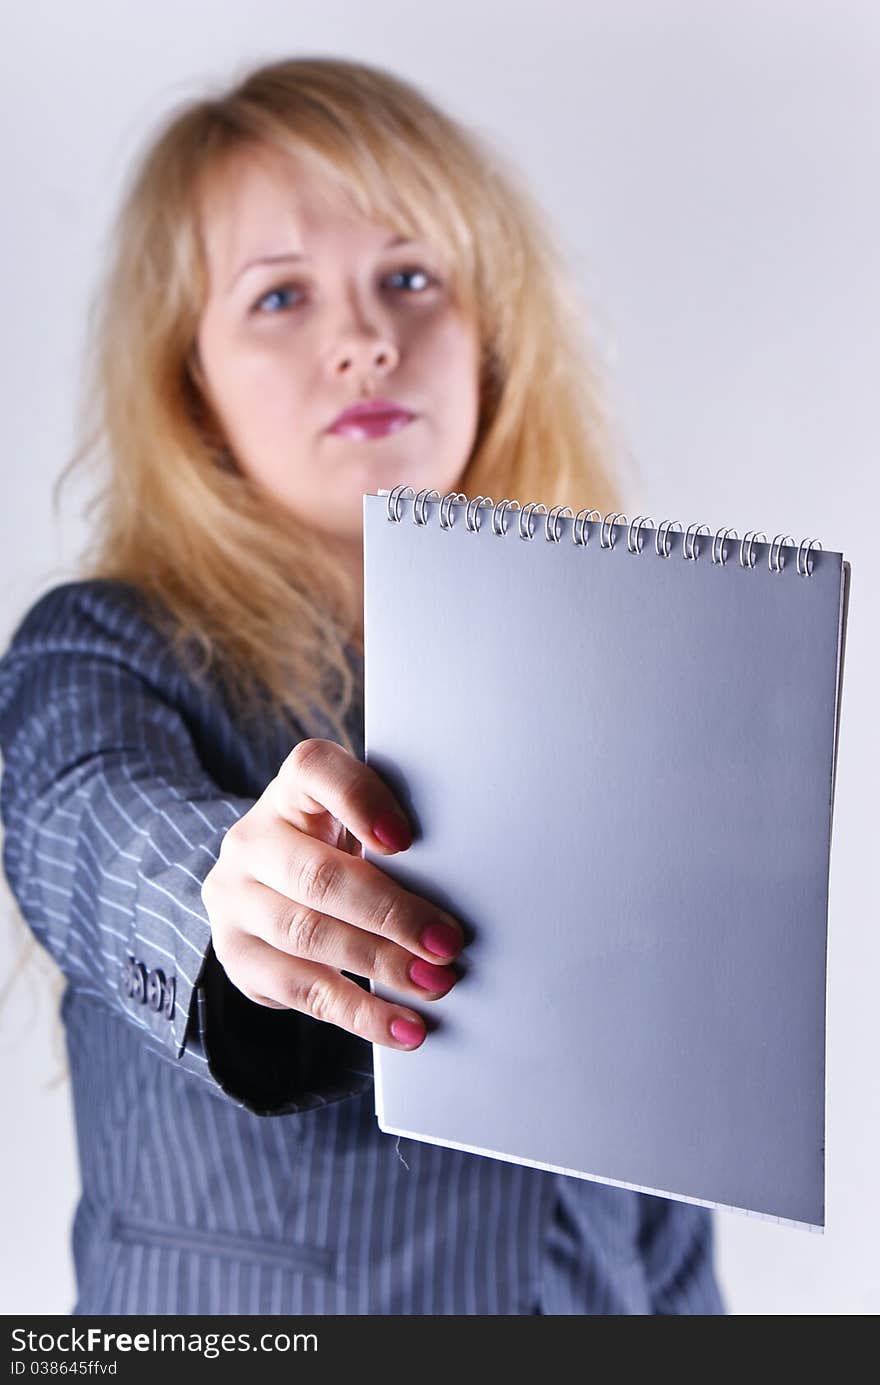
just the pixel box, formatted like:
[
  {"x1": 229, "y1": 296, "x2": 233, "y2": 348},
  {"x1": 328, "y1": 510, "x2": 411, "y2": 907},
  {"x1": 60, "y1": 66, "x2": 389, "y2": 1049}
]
[{"x1": 229, "y1": 234, "x2": 415, "y2": 291}]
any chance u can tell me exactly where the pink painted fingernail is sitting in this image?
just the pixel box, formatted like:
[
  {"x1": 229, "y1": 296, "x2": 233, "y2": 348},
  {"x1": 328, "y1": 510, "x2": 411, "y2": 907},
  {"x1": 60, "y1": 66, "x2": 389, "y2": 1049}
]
[
  {"x1": 372, "y1": 811, "x2": 413, "y2": 852},
  {"x1": 420, "y1": 920, "x2": 462, "y2": 960},
  {"x1": 409, "y1": 958, "x2": 456, "y2": 995},
  {"x1": 390, "y1": 1016, "x2": 425, "y2": 1047}
]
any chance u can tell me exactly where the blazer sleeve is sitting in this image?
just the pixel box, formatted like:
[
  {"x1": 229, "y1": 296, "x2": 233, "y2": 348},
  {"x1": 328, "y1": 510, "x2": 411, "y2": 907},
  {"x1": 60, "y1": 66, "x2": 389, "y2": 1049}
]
[
  {"x1": 637, "y1": 1196, "x2": 726, "y2": 1314},
  {"x1": 0, "y1": 580, "x2": 373, "y2": 1118}
]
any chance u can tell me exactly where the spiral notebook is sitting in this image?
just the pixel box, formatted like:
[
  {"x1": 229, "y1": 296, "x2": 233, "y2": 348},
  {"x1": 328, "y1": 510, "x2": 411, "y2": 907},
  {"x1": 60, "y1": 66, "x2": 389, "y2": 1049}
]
[{"x1": 362, "y1": 487, "x2": 850, "y2": 1231}]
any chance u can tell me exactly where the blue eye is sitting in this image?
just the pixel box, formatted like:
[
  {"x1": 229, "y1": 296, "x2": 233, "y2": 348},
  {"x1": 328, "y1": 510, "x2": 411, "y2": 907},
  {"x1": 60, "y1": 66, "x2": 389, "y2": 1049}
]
[
  {"x1": 387, "y1": 267, "x2": 436, "y2": 293},
  {"x1": 252, "y1": 266, "x2": 438, "y2": 316},
  {"x1": 253, "y1": 285, "x2": 303, "y2": 314}
]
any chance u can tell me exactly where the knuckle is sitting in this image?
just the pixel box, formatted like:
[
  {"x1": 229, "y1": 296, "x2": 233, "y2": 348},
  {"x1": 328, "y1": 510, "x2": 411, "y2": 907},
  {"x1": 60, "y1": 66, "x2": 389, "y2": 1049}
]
[
  {"x1": 362, "y1": 937, "x2": 402, "y2": 991},
  {"x1": 361, "y1": 937, "x2": 385, "y2": 982},
  {"x1": 287, "y1": 738, "x2": 326, "y2": 776},
  {"x1": 336, "y1": 990, "x2": 369, "y2": 1037},
  {"x1": 299, "y1": 975, "x2": 335, "y2": 1024},
  {"x1": 218, "y1": 821, "x2": 247, "y2": 866},
  {"x1": 264, "y1": 776, "x2": 288, "y2": 819},
  {"x1": 285, "y1": 906, "x2": 324, "y2": 958},
  {"x1": 200, "y1": 868, "x2": 217, "y2": 909},
  {"x1": 210, "y1": 928, "x2": 239, "y2": 976},
  {"x1": 369, "y1": 893, "x2": 407, "y2": 942},
  {"x1": 293, "y1": 851, "x2": 339, "y2": 908}
]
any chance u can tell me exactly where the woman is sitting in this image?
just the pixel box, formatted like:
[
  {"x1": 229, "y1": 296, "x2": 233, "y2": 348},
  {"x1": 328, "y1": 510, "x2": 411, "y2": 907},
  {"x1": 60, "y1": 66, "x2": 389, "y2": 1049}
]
[{"x1": 0, "y1": 55, "x2": 725, "y2": 1314}]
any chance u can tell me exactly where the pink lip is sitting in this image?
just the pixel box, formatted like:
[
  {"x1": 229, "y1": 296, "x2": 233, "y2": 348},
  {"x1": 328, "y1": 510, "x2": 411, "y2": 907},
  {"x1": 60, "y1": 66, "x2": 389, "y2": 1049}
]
[{"x1": 327, "y1": 397, "x2": 416, "y2": 440}]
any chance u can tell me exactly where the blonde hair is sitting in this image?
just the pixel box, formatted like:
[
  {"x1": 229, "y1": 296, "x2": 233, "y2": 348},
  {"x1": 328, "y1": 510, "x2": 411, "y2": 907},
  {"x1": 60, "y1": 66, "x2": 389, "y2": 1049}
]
[{"x1": 60, "y1": 55, "x2": 624, "y2": 755}]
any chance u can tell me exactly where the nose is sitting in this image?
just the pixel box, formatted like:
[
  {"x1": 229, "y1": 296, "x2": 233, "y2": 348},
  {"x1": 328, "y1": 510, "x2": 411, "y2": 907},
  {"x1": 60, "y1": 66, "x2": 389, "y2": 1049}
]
[{"x1": 330, "y1": 321, "x2": 400, "y2": 382}]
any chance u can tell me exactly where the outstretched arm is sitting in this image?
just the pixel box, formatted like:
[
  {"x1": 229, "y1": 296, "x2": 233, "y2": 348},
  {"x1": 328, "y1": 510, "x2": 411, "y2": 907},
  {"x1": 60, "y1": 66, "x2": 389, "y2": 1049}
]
[{"x1": 0, "y1": 580, "x2": 373, "y2": 1116}]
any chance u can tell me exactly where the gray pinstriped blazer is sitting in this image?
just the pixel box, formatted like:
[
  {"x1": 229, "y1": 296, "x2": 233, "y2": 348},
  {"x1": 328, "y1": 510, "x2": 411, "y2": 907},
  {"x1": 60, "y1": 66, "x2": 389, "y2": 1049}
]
[{"x1": 0, "y1": 580, "x2": 726, "y2": 1314}]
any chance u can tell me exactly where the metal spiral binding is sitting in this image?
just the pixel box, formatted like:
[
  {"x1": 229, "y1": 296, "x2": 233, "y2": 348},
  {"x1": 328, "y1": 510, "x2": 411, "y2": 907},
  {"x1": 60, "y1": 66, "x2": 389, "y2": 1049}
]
[{"x1": 383, "y1": 486, "x2": 823, "y2": 576}]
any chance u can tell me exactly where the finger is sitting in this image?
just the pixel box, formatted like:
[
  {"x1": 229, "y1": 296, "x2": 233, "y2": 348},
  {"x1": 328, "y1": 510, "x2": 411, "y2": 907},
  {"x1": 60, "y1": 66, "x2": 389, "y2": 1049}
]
[
  {"x1": 224, "y1": 875, "x2": 459, "y2": 999},
  {"x1": 269, "y1": 738, "x2": 416, "y2": 857},
  {"x1": 219, "y1": 932, "x2": 430, "y2": 1049},
  {"x1": 224, "y1": 813, "x2": 465, "y2": 964}
]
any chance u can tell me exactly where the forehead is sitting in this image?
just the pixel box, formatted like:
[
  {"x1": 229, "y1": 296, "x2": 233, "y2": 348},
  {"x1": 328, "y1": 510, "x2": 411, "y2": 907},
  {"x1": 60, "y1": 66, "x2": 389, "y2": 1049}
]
[{"x1": 196, "y1": 147, "x2": 399, "y2": 283}]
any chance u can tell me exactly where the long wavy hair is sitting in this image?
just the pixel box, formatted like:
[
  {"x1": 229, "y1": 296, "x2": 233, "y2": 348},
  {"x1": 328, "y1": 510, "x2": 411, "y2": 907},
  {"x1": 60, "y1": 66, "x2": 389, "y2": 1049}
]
[
  {"x1": 6, "y1": 54, "x2": 632, "y2": 1075},
  {"x1": 56, "y1": 54, "x2": 626, "y2": 759}
]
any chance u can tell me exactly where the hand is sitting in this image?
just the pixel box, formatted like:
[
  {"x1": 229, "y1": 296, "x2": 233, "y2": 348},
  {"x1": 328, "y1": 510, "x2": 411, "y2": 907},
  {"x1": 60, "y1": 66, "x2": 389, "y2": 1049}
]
[{"x1": 201, "y1": 738, "x2": 465, "y2": 1050}]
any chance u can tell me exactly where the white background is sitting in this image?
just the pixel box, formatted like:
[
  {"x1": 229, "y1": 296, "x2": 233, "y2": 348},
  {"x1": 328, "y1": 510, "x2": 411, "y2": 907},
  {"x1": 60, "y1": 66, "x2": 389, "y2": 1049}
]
[{"x1": 1, "y1": 0, "x2": 877, "y2": 1314}]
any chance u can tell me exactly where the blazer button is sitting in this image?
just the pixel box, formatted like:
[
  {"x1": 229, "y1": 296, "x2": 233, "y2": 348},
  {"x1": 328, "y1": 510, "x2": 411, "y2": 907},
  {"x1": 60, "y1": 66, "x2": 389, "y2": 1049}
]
[
  {"x1": 146, "y1": 968, "x2": 166, "y2": 1012},
  {"x1": 163, "y1": 975, "x2": 176, "y2": 1021},
  {"x1": 130, "y1": 961, "x2": 147, "y2": 1004}
]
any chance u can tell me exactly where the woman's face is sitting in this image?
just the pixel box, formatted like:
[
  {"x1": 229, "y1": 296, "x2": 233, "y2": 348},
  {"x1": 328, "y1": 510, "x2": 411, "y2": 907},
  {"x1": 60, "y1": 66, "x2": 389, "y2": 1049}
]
[{"x1": 193, "y1": 148, "x2": 481, "y2": 549}]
